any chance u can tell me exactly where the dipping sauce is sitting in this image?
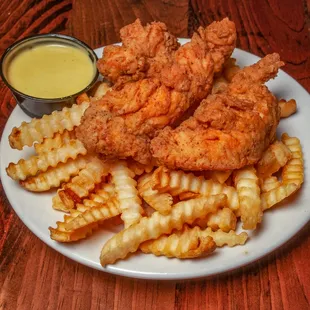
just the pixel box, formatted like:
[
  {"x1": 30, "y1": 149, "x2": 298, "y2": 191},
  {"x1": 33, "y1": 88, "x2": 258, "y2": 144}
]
[{"x1": 6, "y1": 44, "x2": 95, "y2": 98}]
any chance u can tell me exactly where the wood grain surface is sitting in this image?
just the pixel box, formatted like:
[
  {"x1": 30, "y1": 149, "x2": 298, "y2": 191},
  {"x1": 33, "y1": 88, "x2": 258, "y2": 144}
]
[{"x1": 0, "y1": 0, "x2": 310, "y2": 309}]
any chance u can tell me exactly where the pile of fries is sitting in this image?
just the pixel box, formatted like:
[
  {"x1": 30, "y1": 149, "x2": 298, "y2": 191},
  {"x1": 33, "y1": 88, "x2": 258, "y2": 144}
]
[{"x1": 5, "y1": 60, "x2": 303, "y2": 267}]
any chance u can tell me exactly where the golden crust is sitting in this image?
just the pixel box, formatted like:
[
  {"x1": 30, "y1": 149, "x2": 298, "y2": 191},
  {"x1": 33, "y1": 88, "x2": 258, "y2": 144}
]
[{"x1": 151, "y1": 54, "x2": 283, "y2": 170}]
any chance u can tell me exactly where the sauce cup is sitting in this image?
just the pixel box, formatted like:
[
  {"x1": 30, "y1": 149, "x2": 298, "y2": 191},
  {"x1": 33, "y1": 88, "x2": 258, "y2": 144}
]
[{"x1": 0, "y1": 34, "x2": 99, "y2": 118}]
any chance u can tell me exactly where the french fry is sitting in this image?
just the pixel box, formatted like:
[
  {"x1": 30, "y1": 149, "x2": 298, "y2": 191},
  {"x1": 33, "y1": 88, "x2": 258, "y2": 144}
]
[
  {"x1": 110, "y1": 160, "x2": 143, "y2": 228},
  {"x1": 52, "y1": 194, "x2": 67, "y2": 212},
  {"x1": 49, "y1": 204, "x2": 99, "y2": 242},
  {"x1": 100, "y1": 194, "x2": 227, "y2": 266},
  {"x1": 20, "y1": 155, "x2": 88, "y2": 192},
  {"x1": 256, "y1": 141, "x2": 292, "y2": 179},
  {"x1": 151, "y1": 167, "x2": 239, "y2": 211},
  {"x1": 206, "y1": 170, "x2": 232, "y2": 184},
  {"x1": 53, "y1": 182, "x2": 114, "y2": 212},
  {"x1": 279, "y1": 99, "x2": 297, "y2": 118},
  {"x1": 260, "y1": 134, "x2": 303, "y2": 211},
  {"x1": 140, "y1": 225, "x2": 216, "y2": 258},
  {"x1": 34, "y1": 130, "x2": 75, "y2": 154},
  {"x1": 63, "y1": 197, "x2": 121, "y2": 231},
  {"x1": 49, "y1": 222, "x2": 98, "y2": 242},
  {"x1": 98, "y1": 183, "x2": 115, "y2": 197},
  {"x1": 234, "y1": 166, "x2": 262, "y2": 230},
  {"x1": 87, "y1": 184, "x2": 115, "y2": 205},
  {"x1": 261, "y1": 183, "x2": 298, "y2": 211},
  {"x1": 82, "y1": 183, "x2": 116, "y2": 208},
  {"x1": 194, "y1": 207, "x2": 237, "y2": 232},
  {"x1": 127, "y1": 159, "x2": 154, "y2": 176},
  {"x1": 140, "y1": 225, "x2": 248, "y2": 257},
  {"x1": 178, "y1": 192, "x2": 200, "y2": 201},
  {"x1": 9, "y1": 102, "x2": 89, "y2": 150},
  {"x1": 56, "y1": 158, "x2": 109, "y2": 210},
  {"x1": 6, "y1": 139, "x2": 87, "y2": 181},
  {"x1": 260, "y1": 176, "x2": 281, "y2": 193},
  {"x1": 93, "y1": 81, "x2": 112, "y2": 99},
  {"x1": 76, "y1": 92, "x2": 90, "y2": 104},
  {"x1": 202, "y1": 227, "x2": 248, "y2": 247},
  {"x1": 138, "y1": 174, "x2": 173, "y2": 215},
  {"x1": 281, "y1": 133, "x2": 304, "y2": 188}
]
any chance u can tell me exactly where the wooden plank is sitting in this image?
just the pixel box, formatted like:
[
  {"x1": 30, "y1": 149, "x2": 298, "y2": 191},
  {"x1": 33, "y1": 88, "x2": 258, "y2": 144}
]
[
  {"x1": 0, "y1": 1, "x2": 310, "y2": 309},
  {"x1": 69, "y1": 0, "x2": 189, "y2": 48}
]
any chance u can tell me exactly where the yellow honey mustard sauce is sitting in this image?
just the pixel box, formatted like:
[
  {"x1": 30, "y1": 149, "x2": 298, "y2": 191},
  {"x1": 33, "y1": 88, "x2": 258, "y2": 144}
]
[{"x1": 7, "y1": 43, "x2": 95, "y2": 98}]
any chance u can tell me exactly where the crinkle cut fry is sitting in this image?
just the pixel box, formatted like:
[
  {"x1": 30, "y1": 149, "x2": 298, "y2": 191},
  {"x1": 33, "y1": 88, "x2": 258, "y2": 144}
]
[
  {"x1": 6, "y1": 139, "x2": 87, "y2": 181},
  {"x1": 261, "y1": 183, "x2": 298, "y2": 211},
  {"x1": 34, "y1": 130, "x2": 76, "y2": 154},
  {"x1": 56, "y1": 158, "x2": 110, "y2": 210},
  {"x1": 138, "y1": 173, "x2": 173, "y2": 215},
  {"x1": 53, "y1": 181, "x2": 115, "y2": 212},
  {"x1": 50, "y1": 185, "x2": 117, "y2": 241},
  {"x1": 234, "y1": 166, "x2": 262, "y2": 230},
  {"x1": 279, "y1": 99, "x2": 297, "y2": 118},
  {"x1": 110, "y1": 160, "x2": 143, "y2": 228},
  {"x1": 100, "y1": 194, "x2": 227, "y2": 266},
  {"x1": 202, "y1": 227, "x2": 248, "y2": 247},
  {"x1": 80, "y1": 183, "x2": 116, "y2": 209},
  {"x1": 140, "y1": 225, "x2": 248, "y2": 258},
  {"x1": 256, "y1": 140, "x2": 292, "y2": 179},
  {"x1": 9, "y1": 102, "x2": 89, "y2": 150},
  {"x1": 194, "y1": 207, "x2": 237, "y2": 232},
  {"x1": 49, "y1": 204, "x2": 99, "y2": 242},
  {"x1": 63, "y1": 197, "x2": 121, "y2": 231},
  {"x1": 151, "y1": 167, "x2": 239, "y2": 211},
  {"x1": 260, "y1": 134, "x2": 303, "y2": 211},
  {"x1": 281, "y1": 133, "x2": 304, "y2": 188},
  {"x1": 86, "y1": 184, "x2": 116, "y2": 207},
  {"x1": 92, "y1": 81, "x2": 112, "y2": 99},
  {"x1": 260, "y1": 176, "x2": 281, "y2": 193},
  {"x1": 126, "y1": 159, "x2": 154, "y2": 176},
  {"x1": 207, "y1": 170, "x2": 232, "y2": 184},
  {"x1": 140, "y1": 225, "x2": 216, "y2": 258},
  {"x1": 20, "y1": 155, "x2": 88, "y2": 192}
]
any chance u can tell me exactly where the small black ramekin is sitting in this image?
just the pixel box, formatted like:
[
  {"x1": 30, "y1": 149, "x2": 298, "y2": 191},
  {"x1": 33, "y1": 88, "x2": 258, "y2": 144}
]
[{"x1": 0, "y1": 34, "x2": 99, "y2": 118}]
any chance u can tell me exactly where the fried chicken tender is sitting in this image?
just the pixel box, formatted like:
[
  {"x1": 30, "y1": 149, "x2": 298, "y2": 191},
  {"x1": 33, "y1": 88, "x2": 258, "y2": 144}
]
[
  {"x1": 151, "y1": 53, "x2": 284, "y2": 170},
  {"x1": 97, "y1": 19, "x2": 180, "y2": 85},
  {"x1": 99, "y1": 18, "x2": 236, "y2": 86},
  {"x1": 76, "y1": 19, "x2": 236, "y2": 164}
]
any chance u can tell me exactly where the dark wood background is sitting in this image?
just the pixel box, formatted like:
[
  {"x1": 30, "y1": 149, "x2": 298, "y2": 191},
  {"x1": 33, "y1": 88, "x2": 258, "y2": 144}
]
[{"x1": 0, "y1": 1, "x2": 309, "y2": 309}]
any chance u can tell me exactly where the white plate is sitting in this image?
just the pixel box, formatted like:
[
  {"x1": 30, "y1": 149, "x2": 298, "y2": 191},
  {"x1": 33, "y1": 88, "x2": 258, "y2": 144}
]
[{"x1": 1, "y1": 40, "x2": 309, "y2": 280}]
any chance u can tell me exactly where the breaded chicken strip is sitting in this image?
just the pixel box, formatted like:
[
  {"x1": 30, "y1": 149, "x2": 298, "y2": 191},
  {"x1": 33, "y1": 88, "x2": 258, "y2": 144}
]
[
  {"x1": 151, "y1": 54, "x2": 284, "y2": 170},
  {"x1": 98, "y1": 18, "x2": 236, "y2": 85},
  {"x1": 76, "y1": 19, "x2": 236, "y2": 164},
  {"x1": 97, "y1": 19, "x2": 180, "y2": 85}
]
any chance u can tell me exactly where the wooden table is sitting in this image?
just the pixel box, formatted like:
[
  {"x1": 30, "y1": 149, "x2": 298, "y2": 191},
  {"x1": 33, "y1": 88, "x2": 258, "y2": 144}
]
[{"x1": 1, "y1": 1, "x2": 309, "y2": 309}]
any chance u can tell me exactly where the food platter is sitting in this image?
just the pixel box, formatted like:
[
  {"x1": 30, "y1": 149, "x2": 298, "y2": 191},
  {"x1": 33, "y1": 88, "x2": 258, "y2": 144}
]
[{"x1": 1, "y1": 40, "x2": 310, "y2": 280}]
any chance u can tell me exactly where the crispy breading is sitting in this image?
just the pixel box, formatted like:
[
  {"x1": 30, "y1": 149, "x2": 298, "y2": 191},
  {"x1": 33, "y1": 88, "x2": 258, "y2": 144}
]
[
  {"x1": 151, "y1": 54, "x2": 284, "y2": 170},
  {"x1": 76, "y1": 18, "x2": 236, "y2": 164},
  {"x1": 97, "y1": 19, "x2": 180, "y2": 84}
]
